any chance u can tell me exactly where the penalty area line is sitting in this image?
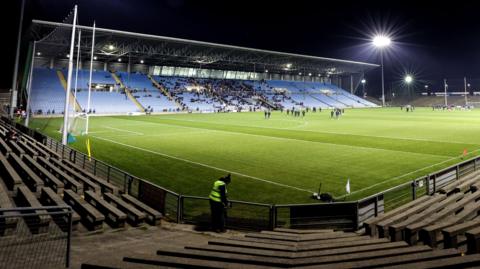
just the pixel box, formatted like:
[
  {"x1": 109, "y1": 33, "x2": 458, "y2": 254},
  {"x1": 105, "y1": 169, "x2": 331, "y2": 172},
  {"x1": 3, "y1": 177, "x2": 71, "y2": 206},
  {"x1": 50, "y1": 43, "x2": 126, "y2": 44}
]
[{"x1": 91, "y1": 135, "x2": 313, "y2": 194}]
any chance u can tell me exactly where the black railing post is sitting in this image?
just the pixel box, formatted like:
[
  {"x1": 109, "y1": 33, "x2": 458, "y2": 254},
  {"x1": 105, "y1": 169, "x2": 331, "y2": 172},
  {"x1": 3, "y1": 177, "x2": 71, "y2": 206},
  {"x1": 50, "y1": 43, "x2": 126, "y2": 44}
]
[
  {"x1": 374, "y1": 195, "x2": 379, "y2": 217},
  {"x1": 354, "y1": 202, "x2": 360, "y2": 230},
  {"x1": 269, "y1": 205, "x2": 276, "y2": 230},
  {"x1": 107, "y1": 166, "x2": 111, "y2": 183},
  {"x1": 412, "y1": 181, "x2": 417, "y2": 200},
  {"x1": 82, "y1": 154, "x2": 86, "y2": 169},
  {"x1": 93, "y1": 159, "x2": 97, "y2": 175},
  {"x1": 66, "y1": 210, "x2": 72, "y2": 268},
  {"x1": 177, "y1": 195, "x2": 183, "y2": 223},
  {"x1": 456, "y1": 165, "x2": 460, "y2": 180}
]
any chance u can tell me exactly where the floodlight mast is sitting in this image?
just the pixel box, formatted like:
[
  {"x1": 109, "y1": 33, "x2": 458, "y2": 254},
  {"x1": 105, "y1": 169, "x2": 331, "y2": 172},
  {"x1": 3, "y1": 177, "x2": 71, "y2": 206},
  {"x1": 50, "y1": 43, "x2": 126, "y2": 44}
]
[
  {"x1": 444, "y1": 79, "x2": 448, "y2": 107},
  {"x1": 464, "y1": 77, "x2": 468, "y2": 106},
  {"x1": 10, "y1": 0, "x2": 25, "y2": 118},
  {"x1": 62, "y1": 5, "x2": 78, "y2": 145},
  {"x1": 373, "y1": 35, "x2": 391, "y2": 107}
]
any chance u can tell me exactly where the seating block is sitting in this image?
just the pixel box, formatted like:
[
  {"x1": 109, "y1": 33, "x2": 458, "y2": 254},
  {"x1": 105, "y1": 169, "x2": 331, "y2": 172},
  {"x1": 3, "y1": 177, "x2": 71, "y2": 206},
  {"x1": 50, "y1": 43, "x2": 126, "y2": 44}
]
[{"x1": 84, "y1": 191, "x2": 127, "y2": 228}]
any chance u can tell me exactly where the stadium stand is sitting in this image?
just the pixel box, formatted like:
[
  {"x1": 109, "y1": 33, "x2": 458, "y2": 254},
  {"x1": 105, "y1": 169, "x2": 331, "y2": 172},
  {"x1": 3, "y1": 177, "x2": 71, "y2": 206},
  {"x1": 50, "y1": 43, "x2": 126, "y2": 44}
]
[
  {"x1": 0, "y1": 119, "x2": 170, "y2": 237},
  {"x1": 29, "y1": 67, "x2": 377, "y2": 114}
]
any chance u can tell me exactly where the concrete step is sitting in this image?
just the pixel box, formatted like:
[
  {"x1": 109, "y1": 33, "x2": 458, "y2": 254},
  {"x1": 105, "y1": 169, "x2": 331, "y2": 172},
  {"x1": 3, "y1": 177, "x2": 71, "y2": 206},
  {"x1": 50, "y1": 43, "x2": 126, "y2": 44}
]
[{"x1": 295, "y1": 249, "x2": 461, "y2": 269}]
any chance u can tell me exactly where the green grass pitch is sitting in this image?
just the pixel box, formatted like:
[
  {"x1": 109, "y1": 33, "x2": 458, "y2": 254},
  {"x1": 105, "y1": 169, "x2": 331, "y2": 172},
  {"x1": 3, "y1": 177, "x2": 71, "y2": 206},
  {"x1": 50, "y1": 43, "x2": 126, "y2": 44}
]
[{"x1": 29, "y1": 108, "x2": 480, "y2": 204}]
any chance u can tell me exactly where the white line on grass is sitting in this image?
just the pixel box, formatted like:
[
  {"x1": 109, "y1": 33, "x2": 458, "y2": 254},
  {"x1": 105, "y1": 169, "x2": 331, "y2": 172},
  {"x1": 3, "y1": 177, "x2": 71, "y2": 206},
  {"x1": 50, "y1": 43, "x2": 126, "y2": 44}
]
[
  {"x1": 159, "y1": 117, "x2": 480, "y2": 147},
  {"x1": 119, "y1": 119, "x2": 451, "y2": 159},
  {"x1": 91, "y1": 135, "x2": 314, "y2": 194},
  {"x1": 104, "y1": 126, "x2": 144, "y2": 135},
  {"x1": 97, "y1": 129, "x2": 215, "y2": 139},
  {"x1": 336, "y1": 148, "x2": 480, "y2": 199}
]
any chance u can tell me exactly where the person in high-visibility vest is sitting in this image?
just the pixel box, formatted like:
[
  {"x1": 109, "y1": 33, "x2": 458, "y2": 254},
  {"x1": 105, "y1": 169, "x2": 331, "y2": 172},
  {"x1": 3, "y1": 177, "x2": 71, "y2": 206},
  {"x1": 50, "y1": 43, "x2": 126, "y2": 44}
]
[{"x1": 209, "y1": 173, "x2": 231, "y2": 232}]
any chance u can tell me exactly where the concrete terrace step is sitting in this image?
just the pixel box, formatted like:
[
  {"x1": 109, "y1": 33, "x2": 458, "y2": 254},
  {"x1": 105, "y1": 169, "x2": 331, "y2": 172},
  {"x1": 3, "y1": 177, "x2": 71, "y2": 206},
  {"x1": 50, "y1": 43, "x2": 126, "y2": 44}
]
[
  {"x1": 245, "y1": 231, "x2": 356, "y2": 242},
  {"x1": 295, "y1": 249, "x2": 462, "y2": 269},
  {"x1": 124, "y1": 254, "x2": 277, "y2": 269},
  {"x1": 273, "y1": 228, "x2": 333, "y2": 234},
  {"x1": 187, "y1": 241, "x2": 408, "y2": 259}
]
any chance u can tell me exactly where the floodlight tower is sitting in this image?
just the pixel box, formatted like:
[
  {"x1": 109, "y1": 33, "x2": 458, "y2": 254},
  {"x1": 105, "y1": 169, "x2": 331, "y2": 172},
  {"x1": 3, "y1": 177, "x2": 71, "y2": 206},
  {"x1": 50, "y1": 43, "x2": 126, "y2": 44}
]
[
  {"x1": 405, "y1": 75, "x2": 413, "y2": 100},
  {"x1": 373, "y1": 35, "x2": 391, "y2": 107},
  {"x1": 361, "y1": 79, "x2": 366, "y2": 97}
]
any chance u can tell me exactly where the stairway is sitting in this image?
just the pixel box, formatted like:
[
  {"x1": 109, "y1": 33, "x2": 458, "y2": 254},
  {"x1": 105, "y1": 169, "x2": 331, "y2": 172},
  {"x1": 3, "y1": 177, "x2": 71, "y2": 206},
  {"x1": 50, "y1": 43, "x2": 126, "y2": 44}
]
[
  {"x1": 56, "y1": 70, "x2": 83, "y2": 112},
  {"x1": 147, "y1": 75, "x2": 184, "y2": 110},
  {"x1": 110, "y1": 72, "x2": 145, "y2": 112}
]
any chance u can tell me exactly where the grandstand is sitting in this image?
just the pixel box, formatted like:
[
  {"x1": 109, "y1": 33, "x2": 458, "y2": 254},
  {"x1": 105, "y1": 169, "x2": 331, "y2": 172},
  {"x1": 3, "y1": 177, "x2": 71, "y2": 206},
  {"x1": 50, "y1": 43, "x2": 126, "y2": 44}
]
[
  {"x1": 27, "y1": 19, "x2": 378, "y2": 116},
  {"x1": 4, "y1": 6, "x2": 480, "y2": 269}
]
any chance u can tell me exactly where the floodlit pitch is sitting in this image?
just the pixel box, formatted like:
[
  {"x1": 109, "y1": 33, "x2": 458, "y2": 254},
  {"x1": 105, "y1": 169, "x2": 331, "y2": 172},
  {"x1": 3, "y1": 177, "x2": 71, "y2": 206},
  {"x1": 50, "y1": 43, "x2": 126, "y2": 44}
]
[{"x1": 29, "y1": 107, "x2": 480, "y2": 204}]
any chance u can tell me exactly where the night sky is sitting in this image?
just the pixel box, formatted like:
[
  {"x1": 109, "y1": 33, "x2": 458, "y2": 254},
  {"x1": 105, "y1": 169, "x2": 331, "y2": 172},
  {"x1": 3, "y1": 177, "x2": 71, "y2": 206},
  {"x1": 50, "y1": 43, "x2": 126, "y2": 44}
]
[{"x1": 2, "y1": 0, "x2": 480, "y2": 95}]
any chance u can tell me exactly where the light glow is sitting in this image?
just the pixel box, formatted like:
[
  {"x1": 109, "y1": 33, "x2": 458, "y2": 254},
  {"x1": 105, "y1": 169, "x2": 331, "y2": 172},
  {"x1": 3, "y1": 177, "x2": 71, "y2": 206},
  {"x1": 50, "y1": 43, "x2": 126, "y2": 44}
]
[{"x1": 373, "y1": 35, "x2": 391, "y2": 48}]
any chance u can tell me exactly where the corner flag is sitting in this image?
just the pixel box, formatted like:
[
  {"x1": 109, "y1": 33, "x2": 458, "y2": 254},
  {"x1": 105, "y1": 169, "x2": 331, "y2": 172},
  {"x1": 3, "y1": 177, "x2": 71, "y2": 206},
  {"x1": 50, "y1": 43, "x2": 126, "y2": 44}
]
[
  {"x1": 86, "y1": 138, "x2": 92, "y2": 161},
  {"x1": 346, "y1": 178, "x2": 351, "y2": 194}
]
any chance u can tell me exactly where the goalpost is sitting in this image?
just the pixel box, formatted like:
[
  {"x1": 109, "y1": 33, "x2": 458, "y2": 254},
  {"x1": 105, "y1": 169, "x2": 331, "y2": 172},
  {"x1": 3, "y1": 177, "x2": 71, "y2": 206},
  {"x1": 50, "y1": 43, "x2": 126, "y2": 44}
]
[
  {"x1": 61, "y1": 5, "x2": 78, "y2": 145},
  {"x1": 60, "y1": 6, "x2": 97, "y2": 140}
]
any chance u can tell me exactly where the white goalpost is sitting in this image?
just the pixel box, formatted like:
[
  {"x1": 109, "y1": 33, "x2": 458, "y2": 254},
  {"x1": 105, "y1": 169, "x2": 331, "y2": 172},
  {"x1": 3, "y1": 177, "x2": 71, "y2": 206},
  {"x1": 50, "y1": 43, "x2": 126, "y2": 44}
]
[
  {"x1": 61, "y1": 5, "x2": 78, "y2": 145},
  {"x1": 86, "y1": 21, "x2": 95, "y2": 135}
]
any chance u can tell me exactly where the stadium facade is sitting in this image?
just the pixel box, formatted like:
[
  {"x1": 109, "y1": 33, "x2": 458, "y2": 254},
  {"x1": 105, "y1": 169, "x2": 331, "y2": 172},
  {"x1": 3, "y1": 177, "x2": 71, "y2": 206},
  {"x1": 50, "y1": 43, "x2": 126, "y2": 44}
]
[{"x1": 26, "y1": 20, "x2": 379, "y2": 116}]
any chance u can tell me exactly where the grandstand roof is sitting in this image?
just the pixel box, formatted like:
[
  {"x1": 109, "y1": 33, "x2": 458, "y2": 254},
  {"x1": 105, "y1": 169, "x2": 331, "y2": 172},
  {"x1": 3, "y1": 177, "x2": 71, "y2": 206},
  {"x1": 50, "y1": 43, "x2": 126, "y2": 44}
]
[{"x1": 31, "y1": 19, "x2": 378, "y2": 76}]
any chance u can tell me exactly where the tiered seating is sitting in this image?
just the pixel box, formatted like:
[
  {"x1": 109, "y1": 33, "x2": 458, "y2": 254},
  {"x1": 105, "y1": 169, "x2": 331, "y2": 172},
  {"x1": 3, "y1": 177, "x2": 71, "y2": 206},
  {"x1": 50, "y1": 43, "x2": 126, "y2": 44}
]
[
  {"x1": 81, "y1": 228, "x2": 480, "y2": 268},
  {"x1": 30, "y1": 68, "x2": 376, "y2": 114},
  {"x1": 30, "y1": 68, "x2": 66, "y2": 114},
  {"x1": 0, "y1": 120, "x2": 163, "y2": 237},
  {"x1": 364, "y1": 168, "x2": 480, "y2": 258},
  {"x1": 119, "y1": 72, "x2": 178, "y2": 112}
]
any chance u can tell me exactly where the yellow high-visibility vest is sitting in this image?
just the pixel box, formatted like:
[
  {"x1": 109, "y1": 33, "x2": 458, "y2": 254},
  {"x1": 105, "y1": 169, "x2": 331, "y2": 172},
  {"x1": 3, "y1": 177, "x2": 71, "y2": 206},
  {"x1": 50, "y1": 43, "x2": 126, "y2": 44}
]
[{"x1": 209, "y1": 180, "x2": 226, "y2": 202}]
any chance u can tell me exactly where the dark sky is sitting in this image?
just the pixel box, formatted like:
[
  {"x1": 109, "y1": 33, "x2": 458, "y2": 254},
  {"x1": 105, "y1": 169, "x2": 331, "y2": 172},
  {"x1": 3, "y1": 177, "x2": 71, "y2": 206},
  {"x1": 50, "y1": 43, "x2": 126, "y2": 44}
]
[{"x1": 3, "y1": 0, "x2": 480, "y2": 95}]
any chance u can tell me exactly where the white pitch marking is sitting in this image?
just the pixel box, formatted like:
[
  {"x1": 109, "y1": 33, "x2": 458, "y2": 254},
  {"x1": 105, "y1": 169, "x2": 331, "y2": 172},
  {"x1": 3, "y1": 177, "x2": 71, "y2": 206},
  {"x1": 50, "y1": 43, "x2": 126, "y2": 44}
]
[
  {"x1": 104, "y1": 126, "x2": 144, "y2": 135},
  {"x1": 118, "y1": 119, "x2": 451, "y2": 159},
  {"x1": 336, "y1": 148, "x2": 480, "y2": 199},
  {"x1": 91, "y1": 135, "x2": 314, "y2": 194},
  {"x1": 159, "y1": 116, "x2": 480, "y2": 146}
]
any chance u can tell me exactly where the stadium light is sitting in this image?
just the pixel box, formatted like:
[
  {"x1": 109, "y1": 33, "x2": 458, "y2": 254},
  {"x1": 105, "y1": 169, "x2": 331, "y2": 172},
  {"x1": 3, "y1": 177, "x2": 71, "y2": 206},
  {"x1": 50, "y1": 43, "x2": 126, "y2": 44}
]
[
  {"x1": 265, "y1": 69, "x2": 268, "y2": 73},
  {"x1": 361, "y1": 79, "x2": 366, "y2": 84},
  {"x1": 372, "y1": 35, "x2": 391, "y2": 48},
  {"x1": 468, "y1": 83, "x2": 471, "y2": 87},
  {"x1": 308, "y1": 73, "x2": 312, "y2": 76},
  {"x1": 299, "y1": 72, "x2": 302, "y2": 75},
  {"x1": 372, "y1": 35, "x2": 391, "y2": 107},
  {"x1": 286, "y1": 63, "x2": 292, "y2": 68},
  {"x1": 93, "y1": 56, "x2": 98, "y2": 60},
  {"x1": 108, "y1": 44, "x2": 115, "y2": 50},
  {"x1": 140, "y1": 60, "x2": 145, "y2": 64},
  {"x1": 66, "y1": 54, "x2": 70, "y2": 58},
  {"x1": 404, "y1": 75, "x2": 413, "y2": 84},
  {"x1": 425, "y1": 85, "x2": 428, "y2": 89},
  {"x1": 118, "y1": 58, "x2": 122, "y2": 62},
  {"x1": 36, "y1": 52, "x2": 41, "y2": 56}
]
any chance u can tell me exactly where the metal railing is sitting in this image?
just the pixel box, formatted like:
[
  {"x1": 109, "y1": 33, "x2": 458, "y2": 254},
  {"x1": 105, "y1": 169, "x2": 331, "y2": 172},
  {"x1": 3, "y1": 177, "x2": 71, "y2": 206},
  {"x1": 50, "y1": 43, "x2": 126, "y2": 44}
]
[
  {"x1": 0, "y1": 206, "x2": 73, "y2": 269},
  {"x1": 3, "y1": 116, "x2": 480, "y2": 231}
]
